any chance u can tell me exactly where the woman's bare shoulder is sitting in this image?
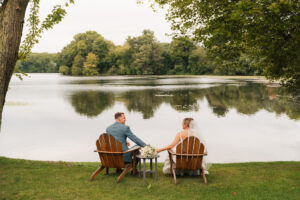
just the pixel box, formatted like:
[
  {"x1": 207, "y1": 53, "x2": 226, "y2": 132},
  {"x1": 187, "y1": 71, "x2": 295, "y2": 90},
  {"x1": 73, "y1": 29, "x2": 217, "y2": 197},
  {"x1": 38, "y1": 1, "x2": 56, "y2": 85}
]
[
  {"x1": 176, "y1": 131, "x2": 186, "y2": 137},
  {"x1": 177, "y1": 131, "x2": 184, "y2": 135}
]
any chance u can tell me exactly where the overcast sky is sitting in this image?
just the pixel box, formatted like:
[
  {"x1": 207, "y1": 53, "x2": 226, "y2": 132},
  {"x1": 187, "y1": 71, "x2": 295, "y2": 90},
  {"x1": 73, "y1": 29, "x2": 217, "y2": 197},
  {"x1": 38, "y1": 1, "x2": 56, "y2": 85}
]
[{"x1": 23, "y1": 0, "x2": 172, "y2": 53}]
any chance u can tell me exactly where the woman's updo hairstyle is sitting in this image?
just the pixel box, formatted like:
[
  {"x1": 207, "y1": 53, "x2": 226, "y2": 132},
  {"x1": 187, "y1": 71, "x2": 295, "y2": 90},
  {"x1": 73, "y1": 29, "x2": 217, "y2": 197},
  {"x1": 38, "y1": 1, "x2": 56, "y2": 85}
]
[{"x1": 183, "y1": 118, "x2": 194, "y2": 128}]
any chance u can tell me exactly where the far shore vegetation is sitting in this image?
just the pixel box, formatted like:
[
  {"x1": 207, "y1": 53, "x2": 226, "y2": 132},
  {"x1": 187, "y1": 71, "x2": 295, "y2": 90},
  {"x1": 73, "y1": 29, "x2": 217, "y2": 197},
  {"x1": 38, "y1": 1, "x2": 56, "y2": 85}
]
[
  {"x1": 0, "y1": 157, "x2": 299, "y2": 200},
  {"x1": 15, "y1": 30, "x2": 263, "y2": 77}
]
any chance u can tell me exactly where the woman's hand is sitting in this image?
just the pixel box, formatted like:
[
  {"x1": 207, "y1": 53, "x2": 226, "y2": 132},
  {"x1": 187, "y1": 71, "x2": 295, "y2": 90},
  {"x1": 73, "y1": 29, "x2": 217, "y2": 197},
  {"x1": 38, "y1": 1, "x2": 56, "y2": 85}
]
[
  {"x1": 156, "y1": 148, "x2": 162, "y2": 153},
  {"x1": 126, "y1": 141, "x2": 130, "y2": 147}
]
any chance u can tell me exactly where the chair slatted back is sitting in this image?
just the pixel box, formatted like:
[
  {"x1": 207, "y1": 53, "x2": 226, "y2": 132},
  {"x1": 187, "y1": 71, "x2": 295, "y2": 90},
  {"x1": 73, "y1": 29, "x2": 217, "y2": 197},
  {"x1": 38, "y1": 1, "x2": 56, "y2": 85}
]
[
  {"x1": 176, "y1": 136, "x2": 205, "y2": 170},
  {"x1": 96, "y1": 133, "x2": 124, "y2": 168}
]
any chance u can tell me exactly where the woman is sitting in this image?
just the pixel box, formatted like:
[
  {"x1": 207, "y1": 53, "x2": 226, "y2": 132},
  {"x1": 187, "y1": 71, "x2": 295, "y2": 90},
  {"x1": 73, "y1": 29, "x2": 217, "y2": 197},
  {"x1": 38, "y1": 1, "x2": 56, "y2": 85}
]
[{"x1": 157, "y1": 118, "x2": 210, "y2": 175}]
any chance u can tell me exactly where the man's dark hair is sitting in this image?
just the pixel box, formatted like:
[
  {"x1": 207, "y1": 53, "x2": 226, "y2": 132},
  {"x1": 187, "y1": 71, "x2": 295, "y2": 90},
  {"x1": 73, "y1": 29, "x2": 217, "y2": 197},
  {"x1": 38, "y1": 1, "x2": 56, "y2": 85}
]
[{"x1": 115, "y1": 112, "x2": 124, "y2": 119}]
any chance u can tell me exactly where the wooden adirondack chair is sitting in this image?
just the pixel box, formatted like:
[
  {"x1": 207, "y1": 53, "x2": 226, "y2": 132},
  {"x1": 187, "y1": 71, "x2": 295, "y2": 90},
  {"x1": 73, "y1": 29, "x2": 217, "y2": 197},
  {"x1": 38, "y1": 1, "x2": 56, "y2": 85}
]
[
  {"x1": 90, "y1": 133, "x2": 140, "y2": 183},
  {"x1": 168, "y1": 136, "x2": 208, "y2": 184}
]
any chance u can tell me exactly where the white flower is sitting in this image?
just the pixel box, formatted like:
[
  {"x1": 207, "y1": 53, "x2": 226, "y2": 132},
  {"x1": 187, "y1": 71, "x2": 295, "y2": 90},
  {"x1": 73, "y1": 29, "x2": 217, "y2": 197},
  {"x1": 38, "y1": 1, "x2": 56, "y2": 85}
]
[{"x1": 140, "y1": 145, "x2": 156, "y2": 158}]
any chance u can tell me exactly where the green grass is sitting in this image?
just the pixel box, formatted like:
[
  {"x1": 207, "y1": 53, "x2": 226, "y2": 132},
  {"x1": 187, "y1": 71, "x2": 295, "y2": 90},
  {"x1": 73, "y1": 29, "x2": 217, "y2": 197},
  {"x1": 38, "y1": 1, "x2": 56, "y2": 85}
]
[{"x1": 0, "y1": 157, "x2": 299, "y2": 200}]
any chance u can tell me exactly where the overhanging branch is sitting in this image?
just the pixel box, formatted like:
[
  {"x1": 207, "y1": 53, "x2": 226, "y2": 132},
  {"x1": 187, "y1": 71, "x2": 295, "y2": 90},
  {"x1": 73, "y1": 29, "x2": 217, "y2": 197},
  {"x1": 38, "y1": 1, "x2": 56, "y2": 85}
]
[{"x1": 0, "y1": 0, "x2": 8, "y2": 8}]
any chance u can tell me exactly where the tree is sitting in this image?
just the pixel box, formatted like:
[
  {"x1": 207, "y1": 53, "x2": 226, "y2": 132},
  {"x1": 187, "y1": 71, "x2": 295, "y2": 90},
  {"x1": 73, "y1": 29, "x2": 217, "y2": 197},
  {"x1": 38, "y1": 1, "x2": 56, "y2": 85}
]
[
  {"x1": 57, "y1": 31, "x2": 111, "y2": 75},
  {"x1": 132, "y1": 43, "x2": 163, "y2": 75},
  {"x1": 160, "y1": 43, "x2": 174, "y2": 74},
  {"x1": 151, "y1": 0, "x2": 300, "y2": 88},
  {"x1": 0, "y1": 0, "x2": 74, "y2": 128},
  {"x1": 84, "y1": 53, "x2": 98, "y2": 68},
  {"x1": 188, "y1": 47, "x2": 215, "y2": 75},
  {"x1": 213, "y1": 54, "x2": 262, "y2": 76},
  {"x1": 71, "y1": 54, "x2": 85, "y2": 75},
  {"x1": 15, "y1": 53, "x2": 58, "y2": 73},
  {"x1": 106, "y1": 45, "x2": 123, "y2": 75},
  {"x1": 57, "y1": 40, "x2": 77, "y2": 68},
  {"x1": 170, "y1": 36, "x2": 196, "y2": 74},
  {"x1": 126, "y1": 30, "x2": 163, "y2": 75},
  {"x1": 92, "y1": 36, "x2": 110, "y2": 72},
  {"x1": 83, "y1": 52, "x2": 98, "y2": 76},
  {"x1": 59, "y1": 65, "x2": 69, "y2": 75}
]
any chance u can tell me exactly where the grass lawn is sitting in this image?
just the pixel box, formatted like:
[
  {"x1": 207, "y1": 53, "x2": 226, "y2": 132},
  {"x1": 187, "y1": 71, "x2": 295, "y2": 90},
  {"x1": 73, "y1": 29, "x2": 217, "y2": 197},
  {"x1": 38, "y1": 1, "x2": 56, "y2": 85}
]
[{"x1": 0, "y1": 157, "x2": 299, "y2": 200}]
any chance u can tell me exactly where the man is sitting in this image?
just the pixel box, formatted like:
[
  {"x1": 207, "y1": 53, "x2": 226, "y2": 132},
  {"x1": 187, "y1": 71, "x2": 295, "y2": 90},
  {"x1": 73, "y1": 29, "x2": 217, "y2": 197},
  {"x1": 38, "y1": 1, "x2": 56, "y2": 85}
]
[{"x1": 106, "y1": 112, "x2": 146, "y2": 163}]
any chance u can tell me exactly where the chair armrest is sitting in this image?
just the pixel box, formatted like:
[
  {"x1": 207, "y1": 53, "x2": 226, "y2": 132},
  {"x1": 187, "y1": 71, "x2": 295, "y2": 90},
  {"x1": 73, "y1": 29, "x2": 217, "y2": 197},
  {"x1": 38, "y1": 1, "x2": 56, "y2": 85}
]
[
  {"x1": 94, "y1": 150, "x2": 123, "y2": 154},
  {"x1": 172, "y1": 153, "x2": 207, "y2": 156},
  {"x1": 123, "y1": 146, "x2": 140, "y2": 154},
  {"x1": 94, "y1": 146, "x2": 141, "y2": 154},
  {"x1": 167, "y1": 149, "x2": 176, "y2": 155}
]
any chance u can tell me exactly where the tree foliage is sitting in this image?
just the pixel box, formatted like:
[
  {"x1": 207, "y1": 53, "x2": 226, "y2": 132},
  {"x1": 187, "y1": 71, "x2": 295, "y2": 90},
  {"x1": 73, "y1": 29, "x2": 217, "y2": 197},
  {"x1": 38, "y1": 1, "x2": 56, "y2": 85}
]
[
  {"x1": 59, "y1": 65, "x2": 69, "y2": 75},
  {"x1": 15, "y1": 53, "x2": 58, "y2": 73},
  {"x1": 150, "y1": 0, "x2": 300, "y2": 88},
  {"x1": 57, "y1": 31, "x2": 113, "y2": 76},
  {"x1": 127, "y1": 30, "x2": 163, "y2": 75},
  {"x1": 19, "y1": 0, "x2": 74, "y2": 60},
  {"x1": 56, "y1": 30, "x2": 224, "y2": 76},
  {"x1": 82, "y1": 52, "x2": 99, "y2": 76},
  {"x1": 19, "y1": 30, "x2": 263, "y2": 77},
  {"x1": 170, "y1": 36, "x2": 196, "y2": 73}
]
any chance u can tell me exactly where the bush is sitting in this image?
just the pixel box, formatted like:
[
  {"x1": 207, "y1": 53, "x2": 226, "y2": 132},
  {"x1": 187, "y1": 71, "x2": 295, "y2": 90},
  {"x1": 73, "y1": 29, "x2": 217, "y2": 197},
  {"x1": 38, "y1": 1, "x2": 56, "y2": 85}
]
[
  {"x1": 106, "y1": 66, "x2": 119, "y2": 75},
  {"x1": 71, "y1": 66, "x2": 82, "y2": 76},
  {"x1": 167, "y1": 69, "x2": 175, "y2": 75},
  {"x1": 59, "y1": 66, "x2": 70, "y2": 75},
  {"x1": 82, "y1": 67, "x2": 98, "y2": 76}
]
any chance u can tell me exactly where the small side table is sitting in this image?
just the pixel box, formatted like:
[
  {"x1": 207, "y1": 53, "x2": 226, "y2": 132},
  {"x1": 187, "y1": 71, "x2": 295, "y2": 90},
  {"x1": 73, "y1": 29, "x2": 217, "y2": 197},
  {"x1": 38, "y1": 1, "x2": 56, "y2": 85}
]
[{"x1": 137, "y1": 154, "x2": 159, "y2": 180}]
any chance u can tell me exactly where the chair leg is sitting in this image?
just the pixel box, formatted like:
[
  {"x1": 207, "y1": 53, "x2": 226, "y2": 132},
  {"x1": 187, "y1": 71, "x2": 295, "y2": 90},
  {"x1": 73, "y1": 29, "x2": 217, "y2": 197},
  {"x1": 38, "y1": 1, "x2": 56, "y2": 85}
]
[
  {"x1": 132, "y1": 151, "x2": 137, "y2": 176},
  {"x1": 169, "y1": 153, "x2": 177, "y2": 184},
  {"x1": 90, "y1": 166, "x2": 105, "y2": 181},
  {"x1": 106, "y1": 167, "x2": 109, "y2": 174},
  {"x1": 117, "y1": 164, "x2": 131, "y2": 183},
  {"x1": 168, "y1": 152, "x2": 174, "y2": 175},
  {"x1": 172, "y1": 166, "x2": 177, "y2": 184},
  {"x1": 201, "y1": 169, "x2": 207, "y2": 184}
]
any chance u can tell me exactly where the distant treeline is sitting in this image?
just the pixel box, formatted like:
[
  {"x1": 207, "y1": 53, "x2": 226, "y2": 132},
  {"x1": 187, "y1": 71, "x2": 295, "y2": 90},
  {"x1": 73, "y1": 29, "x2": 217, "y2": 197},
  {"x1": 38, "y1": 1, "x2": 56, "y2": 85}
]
[
  {"x1": 16, "y1": 53, "x2": 58, "y2": 73},
  {"x1": 16, "y1": 30, "x2": 262, "y2": 76}
]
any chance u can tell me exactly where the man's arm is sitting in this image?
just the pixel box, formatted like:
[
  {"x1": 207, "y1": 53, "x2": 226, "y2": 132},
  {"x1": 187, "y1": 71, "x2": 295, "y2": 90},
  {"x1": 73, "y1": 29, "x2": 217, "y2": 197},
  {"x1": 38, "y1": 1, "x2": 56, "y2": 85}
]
[{"x1": 125, "y1": 126, "x2": 146, "y2": 147}]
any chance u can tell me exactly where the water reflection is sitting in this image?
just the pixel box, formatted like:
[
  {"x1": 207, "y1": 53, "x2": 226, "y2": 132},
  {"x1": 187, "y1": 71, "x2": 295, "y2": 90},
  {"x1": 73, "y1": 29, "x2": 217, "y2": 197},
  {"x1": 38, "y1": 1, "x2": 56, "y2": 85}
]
[
  {"x1": 71, "y1": 91, "x2": 115, "y2": 118},
  {"x1": 69, "y1": 83, "x2": 300, "y2": 120},
  {"x1": 121, "y1": 90, "x2": 162, "y2": 119},
  {"x1": 166, "y1": 90, "x2": 201, "y2": 112}
]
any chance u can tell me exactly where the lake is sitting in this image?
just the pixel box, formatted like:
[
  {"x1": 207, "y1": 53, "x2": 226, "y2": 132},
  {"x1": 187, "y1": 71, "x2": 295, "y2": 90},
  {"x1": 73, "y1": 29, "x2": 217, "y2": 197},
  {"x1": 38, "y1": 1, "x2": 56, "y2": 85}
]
[{"x1": 0, "y1": 73, "x2": 299, "y2": 163}]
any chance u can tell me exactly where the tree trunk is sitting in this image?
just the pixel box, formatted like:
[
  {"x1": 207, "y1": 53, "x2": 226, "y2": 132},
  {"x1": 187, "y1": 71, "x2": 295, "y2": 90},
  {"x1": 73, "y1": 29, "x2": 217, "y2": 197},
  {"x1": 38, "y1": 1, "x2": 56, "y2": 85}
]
[{"x1": 0, "y1": 0, "x2": 29, "y2": 129}]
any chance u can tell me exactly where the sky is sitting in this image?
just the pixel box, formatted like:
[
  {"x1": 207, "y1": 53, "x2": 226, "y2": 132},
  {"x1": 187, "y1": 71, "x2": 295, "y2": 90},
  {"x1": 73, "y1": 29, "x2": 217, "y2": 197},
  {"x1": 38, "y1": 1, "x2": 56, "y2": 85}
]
[{"x1": 23, "y1": 0, "x2": 172, "y2": 53}]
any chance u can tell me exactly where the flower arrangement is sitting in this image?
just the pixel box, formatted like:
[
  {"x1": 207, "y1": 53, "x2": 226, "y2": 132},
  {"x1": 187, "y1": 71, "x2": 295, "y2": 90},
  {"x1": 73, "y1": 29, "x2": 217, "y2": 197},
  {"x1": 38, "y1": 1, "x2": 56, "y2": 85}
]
[{"x1": 140, "y1": 145, "x2": 156, "y2": 158}]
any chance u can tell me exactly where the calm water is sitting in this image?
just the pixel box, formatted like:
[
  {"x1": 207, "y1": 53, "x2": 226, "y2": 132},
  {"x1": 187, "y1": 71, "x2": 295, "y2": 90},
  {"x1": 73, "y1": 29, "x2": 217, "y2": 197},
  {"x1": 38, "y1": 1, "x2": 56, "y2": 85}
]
[{"x1": 1, "y1": 74, "x2": 299, "y2": 163}]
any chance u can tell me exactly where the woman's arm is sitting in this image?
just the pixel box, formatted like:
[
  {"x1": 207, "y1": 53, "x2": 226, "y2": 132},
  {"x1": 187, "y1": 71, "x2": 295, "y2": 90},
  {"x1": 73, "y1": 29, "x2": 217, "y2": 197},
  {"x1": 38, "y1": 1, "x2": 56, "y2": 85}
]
[{"x1": 157, "y1": 132, "x2": 181, "y2": 153}]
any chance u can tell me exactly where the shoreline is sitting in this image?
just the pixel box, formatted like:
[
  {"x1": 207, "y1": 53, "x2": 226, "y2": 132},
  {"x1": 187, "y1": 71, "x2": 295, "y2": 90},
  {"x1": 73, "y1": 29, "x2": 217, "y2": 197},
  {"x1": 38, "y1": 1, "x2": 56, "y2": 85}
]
[
  {"x1": 1, "y1": 156, "x2": 299, "y2": 165},
  {"x1": 15, "y1": 72, "x2": 267, "y2": 79},
  {"x1": 13, "y1": 73, "x2": 280, "y2": 85}
]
